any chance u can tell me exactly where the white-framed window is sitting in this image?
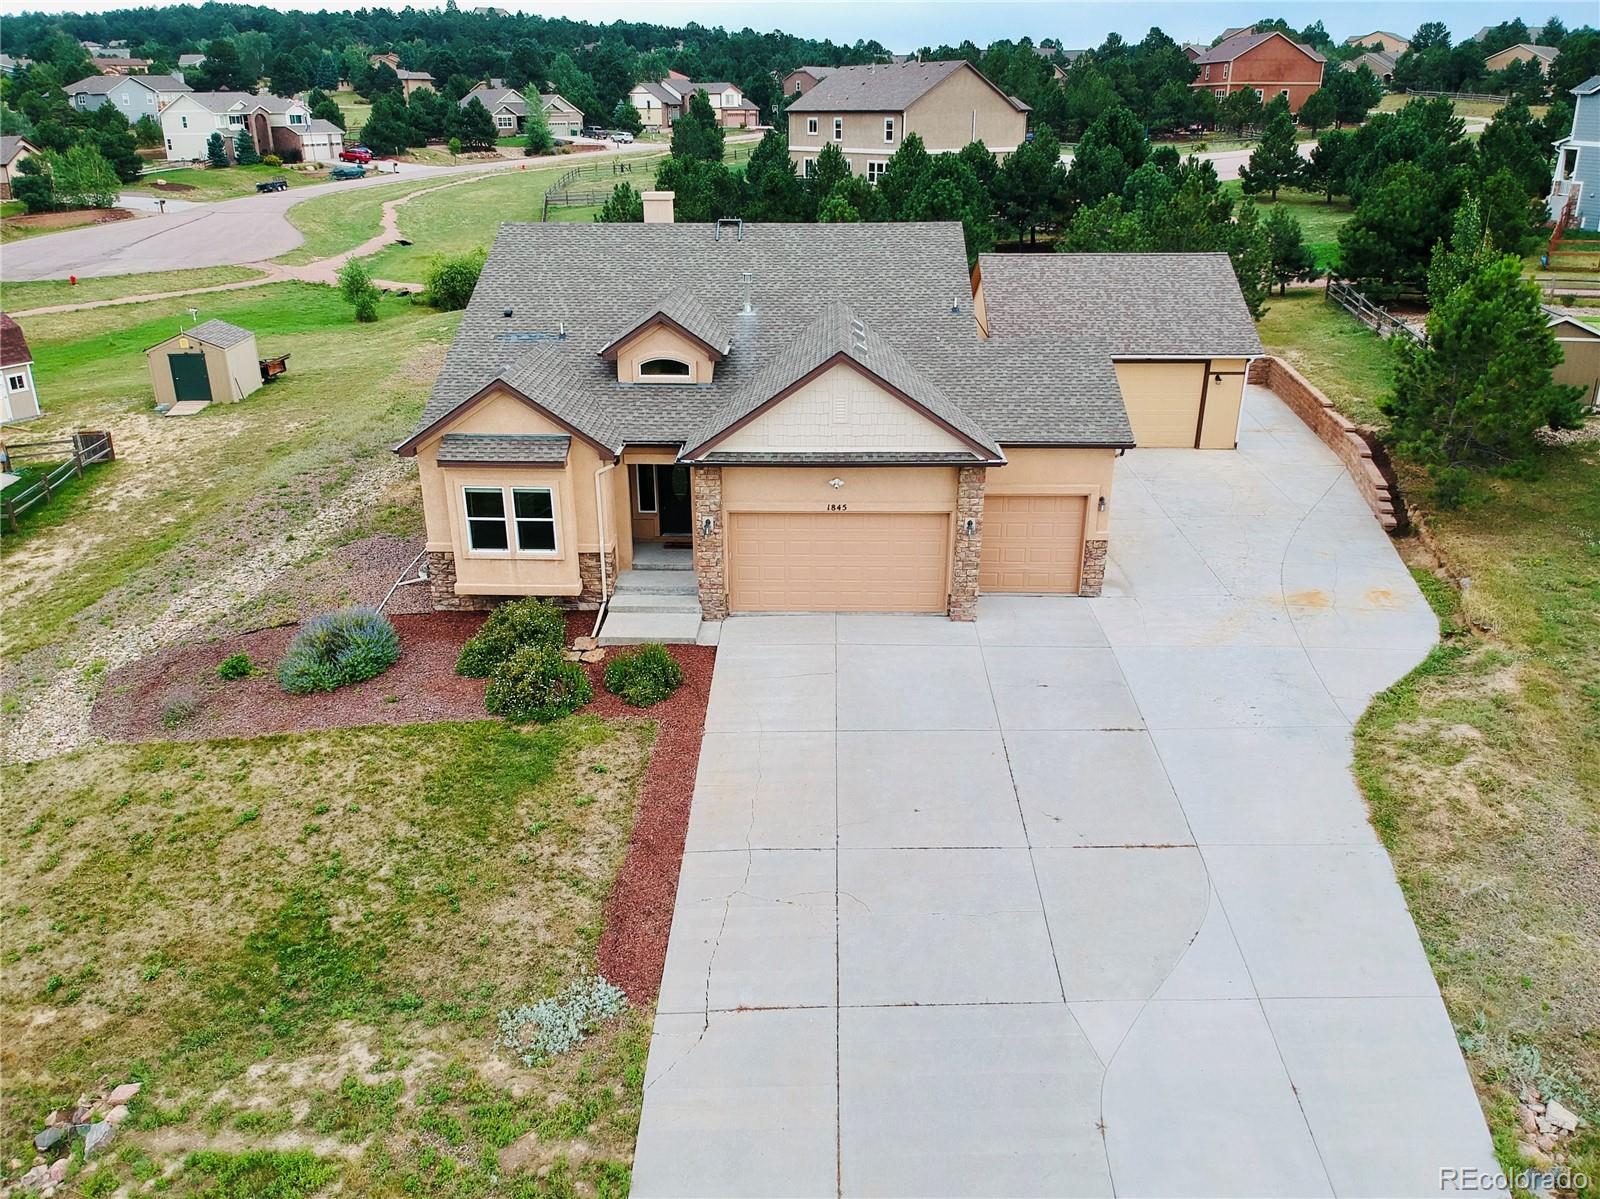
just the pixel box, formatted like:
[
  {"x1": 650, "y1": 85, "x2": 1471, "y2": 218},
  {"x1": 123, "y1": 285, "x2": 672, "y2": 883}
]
[
  {"x1": 883, "y1": 116, "x2": 895, "y2": 143},
  {"x1": 1253, "y1": 88, "x2": 1264, "y2": 99},
  {"x1": 802, "y1": 156, "x2": 817, "y2": 177},
  {"x1": 289, "y1": 111, "x2": 304, "y2": 124},
  {"x1": 6, "y1": 372, "x2": 27, "y2": 392},
  {"x1": 867, "y1": 160, "x2": 887, "y2": 183},
  {"x1": 635, "y1": 465, "x2": 658, "y2": 514},
  {"x1": 462, "y1": 486, "x2": 559, "y2": 554},
  {"x1": 807, "y1": 116, "x2": 817, "y2": 135},
  {"x1": 639, "y1": 358, "x2": 691, "y2": 379},
  {"x1": 180, "y1": 115, "x2": 188, "y2": 128},
  {"x1": 496, "y1": 113, "x2": 515, "y2": 129},
  {"x1": 1204, "y1": 65, "x2": 1211, "y2": 80},
  {"x1": 1215, "y1": 88, "x2": 1226, "y2": 96},
  {"x1": 832, "y1": 117, "x2": 843, "y2": 141},
  {"x1": 1279, "y1": 88, "x2": 1290, "y2": 100},
  {"x1": 228, "y1": 113, "x2": 245, "y2": 126},
  {"x1": 793, "y1": 81, "x2": 804, "y2": 94}
]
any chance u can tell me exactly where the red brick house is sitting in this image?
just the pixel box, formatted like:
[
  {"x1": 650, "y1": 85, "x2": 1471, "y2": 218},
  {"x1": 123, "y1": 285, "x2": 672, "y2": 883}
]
[{"x1": 1191, "y1": 30, "x2": 1326, "y2": 113}]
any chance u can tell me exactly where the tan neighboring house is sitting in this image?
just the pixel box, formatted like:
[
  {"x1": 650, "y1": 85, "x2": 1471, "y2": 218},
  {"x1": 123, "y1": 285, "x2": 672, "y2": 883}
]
[
  {"x1": 782, "y1": 66, "x2": 835, "y2": 98},
  {"x1": 461, "y1": 85, "x2": 584, "y2": 138},
  {"x1": 1485, "y1": 44, "x2": 1560, "y2": 75},
  {"x1": 395, "y1": 68, "x2": 437, "y2": 99},
  {"x1": 0, "y1": 135, "x2": 38, "y2": 201},
  {"x1": 1342, "y1": 50, "x2": 1398, "y2": 85},
  {"x1": 785, "y1": 60, "x2": 1030, "y2": 179},
  {"x1": 369, "y1": 52, "x2": 401, "y2": 70},
  {"x1": 1, "y1": 313, "x2": 42, "y2": 425},
  {"x1": 146, "y1": 320, "x2": 262, "y2": 410},
  {"x1": 630, "y1": 73, "x2": 760, "y2": 130},
  {"x1": 95, "y1": 57, "x2": 153, "y2": 75},
  {"x1": 1344, "y1": 31, "x2": 1410, "y2": 55},
  {"x1": 394, "y1": 202, "x2": 1261, "y2": 623},
  {"x1": 1192, "y1": 29, "x2": 1326, "y2": 113}
]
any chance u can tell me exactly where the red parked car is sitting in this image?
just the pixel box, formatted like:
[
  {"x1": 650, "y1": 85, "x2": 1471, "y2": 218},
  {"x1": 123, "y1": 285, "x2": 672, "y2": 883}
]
[{"x1": 338, "y1": 145, "x2": 373, "y2": 164}]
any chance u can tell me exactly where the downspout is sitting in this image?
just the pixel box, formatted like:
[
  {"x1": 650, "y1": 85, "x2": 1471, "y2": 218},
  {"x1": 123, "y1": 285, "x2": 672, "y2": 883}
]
[{"x1": 590, "y1": 460, "x2": 618, "y2": 638}]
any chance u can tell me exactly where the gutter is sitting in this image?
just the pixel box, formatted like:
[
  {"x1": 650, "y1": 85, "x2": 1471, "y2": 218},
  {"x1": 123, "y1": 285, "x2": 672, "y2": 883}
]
[{"x1": 590, "y1": 460, "x2": 618, "y2": 639}]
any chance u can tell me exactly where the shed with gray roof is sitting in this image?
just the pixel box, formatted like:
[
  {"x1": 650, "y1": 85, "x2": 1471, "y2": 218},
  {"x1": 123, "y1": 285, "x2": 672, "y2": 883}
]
[{"x1": 145, "y1": 319, "x2": 262, "y2": 409}]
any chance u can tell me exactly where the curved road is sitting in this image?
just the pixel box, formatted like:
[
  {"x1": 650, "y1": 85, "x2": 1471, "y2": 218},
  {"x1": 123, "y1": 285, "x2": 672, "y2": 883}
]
[{"x1": 0, "y1": 141, "x2": 663, "y2": 282}]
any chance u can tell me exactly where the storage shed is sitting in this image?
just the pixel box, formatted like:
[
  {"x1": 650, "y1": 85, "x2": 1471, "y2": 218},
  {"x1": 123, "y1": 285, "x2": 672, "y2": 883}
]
[
  {"x1": 146, "y1": 319, "x2": 261, "y2": 410},
  {"x1": 1547, "y1": 310, "x2": 1600, "y2": 410}
]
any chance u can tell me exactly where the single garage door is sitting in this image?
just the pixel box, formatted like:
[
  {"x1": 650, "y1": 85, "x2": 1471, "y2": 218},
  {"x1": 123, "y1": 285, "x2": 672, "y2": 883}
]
[
  {"x1": 727, "y1": 511, "x2": 949, "y2": 612},
  {"x1": 979, "y1": 494, "x2": 1087, "y2": 594},
  {"x1": 1114, "y1": 361, "x2": 1207, "y2": 447}
]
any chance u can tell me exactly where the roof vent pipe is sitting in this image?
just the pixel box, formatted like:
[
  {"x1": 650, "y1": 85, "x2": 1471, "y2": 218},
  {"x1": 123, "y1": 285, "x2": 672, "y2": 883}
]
[{"x1": 741, "y1": 270, "x2": 754, "y2": 314}]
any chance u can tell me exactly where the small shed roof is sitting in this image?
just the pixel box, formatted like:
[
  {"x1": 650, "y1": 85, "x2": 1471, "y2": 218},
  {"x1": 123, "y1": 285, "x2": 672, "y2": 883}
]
[
  {"x1": 1, "y1": 313, "x2": 34, "y2": 368},
  {"x1": 148, "y1": 319, "x2": 255, "y2": 352},
  {"x1": 437, "y1": 433, "x2": 572, "y2": 465}
]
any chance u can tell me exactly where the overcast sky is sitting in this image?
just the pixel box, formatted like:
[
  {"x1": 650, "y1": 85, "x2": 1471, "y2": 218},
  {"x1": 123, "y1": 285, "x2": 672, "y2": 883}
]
[{"x1": 3, "y1": 1, "x2": 1593, "y2": 52}]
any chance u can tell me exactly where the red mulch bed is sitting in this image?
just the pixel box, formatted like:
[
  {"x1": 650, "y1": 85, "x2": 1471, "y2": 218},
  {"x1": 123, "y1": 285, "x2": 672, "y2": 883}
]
[
  {"x1": 5, "y1": 207, "x2": 136, "y2": 230},
  {"x1": 89, "y1": 609, "x2": 714, "y2": 1004}
]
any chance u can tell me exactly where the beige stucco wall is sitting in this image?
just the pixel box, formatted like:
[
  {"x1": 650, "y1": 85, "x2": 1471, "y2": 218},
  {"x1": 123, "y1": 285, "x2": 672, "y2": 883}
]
[
  {"x1": 721, "y1": 463, "x2": 958, "y2": 513},
  {"x1": 786, "y1": 108, "x2": 905, "y2": 177},
  {"x1": 1553, "y1": 325, "x2": 1600, "y2": 407},
  {"x1": 612, "y1": 323, "x2": 717, "y2": 384},
  {"x1": 906, "y1": 65, "x2": 1027, "y2": 155},
  {"x1": 717, "y1": 363, "x2": 969, "y2": 454},
  {"x1": 146, "y1": 333, "x2": 261, "y2": 406},
  {"x1": 1199, "y1": 357, "x2": 1247, "y2": 449},
  {"x1": 1111, "y1": 358, "x2": 1247, "y2": 449},
  {"x1": 987, "y1": 446, "x2": 1116, "y2": 537},
  {"x1": 415, "y1": 387, "x2": 621, "y2": 596}
]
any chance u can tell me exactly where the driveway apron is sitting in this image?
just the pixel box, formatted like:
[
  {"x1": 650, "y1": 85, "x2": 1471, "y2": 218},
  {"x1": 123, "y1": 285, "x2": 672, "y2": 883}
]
[{"x1": 631, "y1": 386, "x2": 1500, "y2": 1198}]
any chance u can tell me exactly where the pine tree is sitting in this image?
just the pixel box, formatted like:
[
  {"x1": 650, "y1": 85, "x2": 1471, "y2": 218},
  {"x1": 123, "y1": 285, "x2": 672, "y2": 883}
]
[
  {"x1": 993, "y1": 125, "x2": 1067, "y2": 244},
  {"x1": 1239, "y1": 96, "x2": 1301, "y2": 200},
  {"x1": 449, "y1": 96, "x2": 496, "y2": 151},
  {"x1": 610, "y1": 98, "x2": 643, "y2": 136},
  {"x1": 595, "y1": 182, "x2": 643, "y2": 222},
  {"x1": 743, "y1": 129, "x2": 805, "y2": 222},
  {"x1": 805, "y1": 142, "x2": 851, "y2": 215},
  {"x1": 903, "y1": 154, "x2": 994, "y2": 264},
  {"x1": 816, "y1": 183, "x2": 860, "y2": 222},
  {"x1": 670, "y1": 90, "x2": 724, "y2": 163},
  {"x1": 206, "y1": 131, "x2": 229, "y2": 168},
  {"x1": 875, "y1": 132, "x2": 931, "y2": 221},
  {"x1": 1263, "y1": 204, "x2": 1319, "y2": 294},
  {"x1": 234, "y1": 129, "x2": 260, "y2": 165},
  {"x1": 1296, "y1": 88, "x2": 1336, "y2": 132}
]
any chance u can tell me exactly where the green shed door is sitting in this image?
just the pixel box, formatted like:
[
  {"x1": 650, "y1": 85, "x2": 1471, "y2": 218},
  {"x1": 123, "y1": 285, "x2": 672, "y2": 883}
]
[{"x1": 169, "y1": 353, "x2": 211, "y2": 403}]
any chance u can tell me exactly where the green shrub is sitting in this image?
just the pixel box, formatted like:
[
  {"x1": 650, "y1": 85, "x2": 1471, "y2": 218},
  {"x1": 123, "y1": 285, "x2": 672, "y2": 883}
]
[
  {"x1": 424, "y1": 246, "x2": 486, "y2": 311},
  {"x1": 216, "y1": 652, "x2": 256, "y2": 681},
  {"x1": 277, "y1": 607, "x2": 400, "y2": 694},
  {"x1": 261, "y1": 154, "x2": 282, "y2": 168},
  {"x1": 455, "y1": 597, "x2": 567, "y2": 677},
  {"x1": 484, "y1": 644, "x2": 591, "y2": 723},
  {"x1": 603, "y1": 642, "x2": 683, "y2": 707}
]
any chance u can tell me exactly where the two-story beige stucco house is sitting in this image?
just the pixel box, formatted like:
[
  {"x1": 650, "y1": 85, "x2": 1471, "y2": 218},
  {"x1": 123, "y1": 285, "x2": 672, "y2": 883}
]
[
  {"x1": 784, "y1": 60, "x2": 1030, "y2": 179},
  {"x1": 396, "y1": 198, "x2": 1262, "y2": 626}
]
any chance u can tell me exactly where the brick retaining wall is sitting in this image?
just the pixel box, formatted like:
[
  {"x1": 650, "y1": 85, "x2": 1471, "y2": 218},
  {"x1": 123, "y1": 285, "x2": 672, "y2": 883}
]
[{"x1": 1248, "y1": 356, "x2": 1407, "y2": 533}]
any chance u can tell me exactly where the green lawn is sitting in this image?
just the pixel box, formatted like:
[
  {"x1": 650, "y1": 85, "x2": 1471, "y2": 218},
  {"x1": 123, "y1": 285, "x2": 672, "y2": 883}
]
[
  {"x1": 1225, "y1": 183, "x2": 1354, "y2": 272},
  {"x1": 1264, "y1": 289, "x2": 1600, "y2": 1182},
  {"x1": 274, "y1": 176, "x2": 440, "y2": 265},
  {"x1": 2, "y1": 282, "x2": 453, "y2": 661},
  {"x1": 1375, "y1": 92, "x2": 1547, "y2": 121},
  {"x1": 2, "y1": 717, "x2": 652, "y2": 1197},
  {"x1": 130, "y1": 163, "x2": 329, "y2": 203},
  {"x1": 358, "y1": 157, "x2": 663, "y2": 283},
  {"x1": 1, "y1": 266, "x2": 267, "y2": 313},
  {"x1": 334, "y1": 94, "x2": 370, "y2": 134},
  {"x1": 1256, "y1": 288, "x2": 1395, "y2": 426}
]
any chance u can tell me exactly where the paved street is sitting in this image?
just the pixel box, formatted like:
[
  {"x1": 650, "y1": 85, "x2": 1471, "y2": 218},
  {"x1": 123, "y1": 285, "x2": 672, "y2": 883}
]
[
  {"x1": 631, "y1": 386, "x2": 1499, "y2": 1198},
  {"x1": 0, "y1": 141, "x2": 662, "y2": 281}
]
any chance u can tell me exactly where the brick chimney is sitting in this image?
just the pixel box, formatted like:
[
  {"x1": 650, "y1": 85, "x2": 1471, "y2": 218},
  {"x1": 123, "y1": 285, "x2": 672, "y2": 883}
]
[{"x1": 642, "y1": 190, "x2": 675, "y2": 224}]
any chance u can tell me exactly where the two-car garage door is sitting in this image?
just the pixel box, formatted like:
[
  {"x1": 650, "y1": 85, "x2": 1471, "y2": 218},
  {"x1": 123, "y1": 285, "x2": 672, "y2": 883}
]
[{"x1": 726, "y1": 511, "x2": 949, "y2": 612}]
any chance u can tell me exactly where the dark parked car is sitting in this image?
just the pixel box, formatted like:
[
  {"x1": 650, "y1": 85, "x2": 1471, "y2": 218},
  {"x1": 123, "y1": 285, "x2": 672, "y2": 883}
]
[
  {"x1": 582, "y1": 126, "x2": 607, "y2": 139},
  {"x1": 338, "y1": 145, "x2": 373, "y2": 164},
  {"x1": 254, "y1": 177, "x2": 289, "y2": 193},
  {"x1": 330, "y1": 164, "x2": 366, "y2": 180}
]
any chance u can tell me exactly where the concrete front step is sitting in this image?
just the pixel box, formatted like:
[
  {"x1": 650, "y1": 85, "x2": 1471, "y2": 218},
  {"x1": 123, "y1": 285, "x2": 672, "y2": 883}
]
[
  {"x1": 614, "y1": 568, "x2": 697, "y2": 595},
  {"x1": 631, "y1": 544, "x2": 693, "y2": 571},
  {"x1": 607, "y1": 590, "x2": 702, "y2": 615},
  {"x1": 598, "y1": 610, "x2": 703, "y2": 646}
]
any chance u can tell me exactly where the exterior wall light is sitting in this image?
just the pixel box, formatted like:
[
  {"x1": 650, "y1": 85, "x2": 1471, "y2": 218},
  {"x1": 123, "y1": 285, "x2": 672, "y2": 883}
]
[
  {"x1": 828, "y1": 477, "x2": 844, "y2": 489},
  {"x1": 963, "y1": 517, "x2": 977, "y2": 536},
  {"x1": 1098, "y1": 496, "x2": 1106, "y2": 512},
  {"x1": 699, "y1": 515, "x2": 715, "y2": 537}
]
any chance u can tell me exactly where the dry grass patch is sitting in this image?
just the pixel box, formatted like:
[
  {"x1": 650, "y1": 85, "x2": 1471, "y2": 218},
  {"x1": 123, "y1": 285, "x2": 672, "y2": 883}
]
[{"x1": 1, "y1": 717, "x2": 653, "y2": 1196}]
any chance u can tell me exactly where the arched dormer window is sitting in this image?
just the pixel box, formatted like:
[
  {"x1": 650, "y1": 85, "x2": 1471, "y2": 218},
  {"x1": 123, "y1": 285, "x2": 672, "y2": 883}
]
[{"x1": 639, "y1": 358, "x2": 692, "y2": 380}]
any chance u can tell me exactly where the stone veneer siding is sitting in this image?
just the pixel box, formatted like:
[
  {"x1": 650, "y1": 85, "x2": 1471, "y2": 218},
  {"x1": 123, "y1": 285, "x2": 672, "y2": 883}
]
[
  {"x1": 691, "y1": 466, "x2": 727, "y2": 620},
  {"x1": 1079, "y1": 537, "x2": 1107, "y2": 597},
  {"x1": 949, "y1": 466, "x2": 986, "y2": 620},
  {"x1": 425, "y1": 549, "x2": 616, "y2": 612}
]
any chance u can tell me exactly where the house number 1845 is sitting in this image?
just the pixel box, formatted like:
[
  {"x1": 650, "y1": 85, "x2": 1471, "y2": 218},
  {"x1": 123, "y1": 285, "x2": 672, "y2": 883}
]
[{"x1": 826, "y1": 503, "x2": 848, "y2": 512}]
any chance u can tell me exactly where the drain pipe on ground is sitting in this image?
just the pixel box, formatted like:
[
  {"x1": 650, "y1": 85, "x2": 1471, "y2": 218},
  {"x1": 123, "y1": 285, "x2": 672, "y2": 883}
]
[
  {"x1": 591, "y1": 461, "x2": 618, "y2": 639},
  {"x1": 378, "y1": 548, "x2": 429, "y2": 613}
]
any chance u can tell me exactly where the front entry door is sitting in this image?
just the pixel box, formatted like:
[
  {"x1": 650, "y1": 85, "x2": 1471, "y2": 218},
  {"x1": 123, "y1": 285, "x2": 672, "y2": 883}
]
[
  {"x1": 656, "y1": 466, "x2": 692, "y2": 538},
  {"x1": 169, "y1": 353, "x2": 211, "y2": 403}
]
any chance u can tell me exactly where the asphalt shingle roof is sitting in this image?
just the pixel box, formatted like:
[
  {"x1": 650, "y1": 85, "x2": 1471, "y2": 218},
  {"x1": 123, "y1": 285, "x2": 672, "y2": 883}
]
[
  {"x1": 0, "y1": 135, "x2": 32, "y2": 166},
  {"x1": 437, "y1": 433, "x2": 571, "y2": 464},
  {"x1": 787, "y1": 60, "x2": 973, "y2": 113},
  {"x1": 462, "y1": 87, "x2": 525, "y2": 113},
  {"x1": 1, "y1": 314, "x2": 33, "y2": 368},
  {"x1": 603, "y1": 287, "x2": 733, "y2": 359},
  {"x1": 408, "y1": 222, "x2": 1164, "y2": 454},
  {"x1": 67, "y1": 73, "x2": 190, "y2": 95},
  {"x1": 976, "y1": 253, "x2": 1265, "y2": 359},
  {"x1": 1573, "y1": 74, "x2": 1600, "y2": 96},
  {"x1": 1195, "y1": 30, "x2": 1326, "y2": 65},
  {"x1": 184, "y1": 319, "x2": 255, "y2": 350}
]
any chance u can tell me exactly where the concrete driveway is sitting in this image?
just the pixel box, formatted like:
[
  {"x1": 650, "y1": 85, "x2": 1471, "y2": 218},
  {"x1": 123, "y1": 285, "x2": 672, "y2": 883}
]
[
  {"x1": 0, "y1": 141, "x2": 660, "y2": 281},
  {"x1": 631, "y1": 385, "x2": 1500, "y2": 1198}
]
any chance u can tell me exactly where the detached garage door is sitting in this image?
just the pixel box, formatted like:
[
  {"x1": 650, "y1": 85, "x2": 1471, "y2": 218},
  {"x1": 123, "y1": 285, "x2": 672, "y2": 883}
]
[
  {"x1": 1114, "y1": 361, "x2": 1207, "y2": 447},
  {"x1": 979, "y1": 495, "x2": 1087, "y2": 594},
  {"x1": 727, "y1": 511, "x2": 948, "y2": 612}
]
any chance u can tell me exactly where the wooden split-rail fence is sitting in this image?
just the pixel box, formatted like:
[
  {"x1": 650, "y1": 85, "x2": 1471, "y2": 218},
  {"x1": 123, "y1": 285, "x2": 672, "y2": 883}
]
[{"x1": 0, "y1": 430, "x2": 116, "y2": 533}]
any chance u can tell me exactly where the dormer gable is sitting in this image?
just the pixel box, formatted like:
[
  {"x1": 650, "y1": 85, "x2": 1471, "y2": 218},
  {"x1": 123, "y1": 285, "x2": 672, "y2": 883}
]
[{"x1": 599, "y1": 288, "x2": 731, "y2": 385}]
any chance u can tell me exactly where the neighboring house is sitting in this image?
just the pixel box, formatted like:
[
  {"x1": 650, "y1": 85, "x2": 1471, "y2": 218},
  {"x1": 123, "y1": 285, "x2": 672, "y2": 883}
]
[
  {"x1": 782, "y1": 66, "x2": 835, "y2": 98},
  {"x1": 1, "y1": 314, "x2": 42, "y2": 425},
  {"x1": 1344, "y1": 30, "x2": 1410, "y2": 55},
  {"x1": 1549, "y1": 75, "x2": 1600, "y2": 231},
  {"x1": 1342, "y1": 50, "x2": 1398, "y2": 85},
  {"x1": 1484, "y1": 44, "x2": 1560, "y2": 75},
  {"x1": 369, "y1": 52, "x2": 401, "y2": 70},
  {"x1": 629, "y1": 74, "x2": 761, "y2": 130},
  {"x1": 395, "y1": 68, "x2": 437, "y2": 99},
  {"x1": 64, "y1": 72, "x2": 191, "y2": 122},
  {"x1": 459, "y1": 86, "x2": 584, "y2": 137},
  {"x1": 94, "y1": 58, "x2": 153, "y2": 75},
  {"x1": 786, "y1": 60, "x2": 1030, "y2": 179},
  {"x1": 1218, "y1": 25, "x2": 1256, "y2": 41},
  {"x1": 161, "y1": 92, "x2": 342, "y2": 163},
  {"x1": 1181, "y1": 44, "x2": 1207, "y2": 62},
  {"x1": 0, "y1": 135, "x2": 38, "y2": 201},
  {"x1": 0, "y1": 53, "x2": 33, "y2": 76},
  {"x1": 1191, "y1": 30, "x2": 1326, "y2": 113},
  {"x1": 394, "y1": 199, "x2": 1261, "y2": 621},
  {"x1": 146, "y1": 319, "x2": 262, "y2": 410},
  {"x1": 178, "y1": 53, "x2": 206, "y2": 69},
  {"x1": 1545, "y1": 308, "x2": 1600, "y2": 409}
]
